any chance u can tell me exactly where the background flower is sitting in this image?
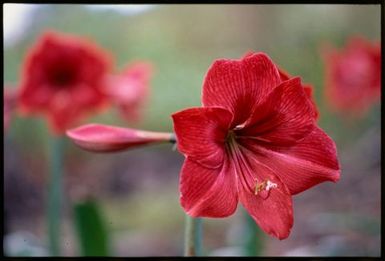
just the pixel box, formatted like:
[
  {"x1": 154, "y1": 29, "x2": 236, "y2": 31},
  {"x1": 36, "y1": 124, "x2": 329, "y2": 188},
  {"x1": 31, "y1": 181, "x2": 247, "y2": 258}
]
[
  {"x1": 322, "y1": 36, "x2": 381, "y2": 117},
  {"x1": 18, "y1": 31, "x2": 113, "y2": 134},
  {"x1": 105, "y1": 61, "x2": 153, "y2": 122}
]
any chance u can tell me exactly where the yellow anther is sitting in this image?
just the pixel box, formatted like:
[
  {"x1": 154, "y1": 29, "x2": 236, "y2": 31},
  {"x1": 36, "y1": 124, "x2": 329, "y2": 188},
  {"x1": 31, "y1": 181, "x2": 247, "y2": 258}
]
[
  {"x1": 254, "y1": 180, "x2": 268, "y2": 195},
  {"x1": 254, "y1": 179, "x2": 277, "y2": 195}
]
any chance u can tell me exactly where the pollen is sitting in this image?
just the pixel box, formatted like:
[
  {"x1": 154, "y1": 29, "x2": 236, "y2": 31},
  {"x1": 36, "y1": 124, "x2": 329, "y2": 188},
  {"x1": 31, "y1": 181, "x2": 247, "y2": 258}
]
[{"x1": 254, "y1": 179, "x2": 277, "y2": 195}]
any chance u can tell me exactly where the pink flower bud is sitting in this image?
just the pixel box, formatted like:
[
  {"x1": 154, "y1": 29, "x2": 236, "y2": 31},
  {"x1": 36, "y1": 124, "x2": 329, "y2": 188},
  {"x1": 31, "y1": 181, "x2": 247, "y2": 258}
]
[{"x1": 67, "y1": 123, "x2": 174, "y2": 152}]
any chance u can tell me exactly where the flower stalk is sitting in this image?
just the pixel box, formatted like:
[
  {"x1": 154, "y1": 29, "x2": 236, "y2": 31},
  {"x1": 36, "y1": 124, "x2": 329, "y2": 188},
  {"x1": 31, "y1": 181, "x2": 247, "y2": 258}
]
[
  {"x1": 47, "y1": 136, "x2": 65, "y2": 256},
  {"x1": 184, "y1": 215, "x2": 202, "y2": 256},
  {"x1": 243, "y1": 209, "x2": 264, "y2": 256}
]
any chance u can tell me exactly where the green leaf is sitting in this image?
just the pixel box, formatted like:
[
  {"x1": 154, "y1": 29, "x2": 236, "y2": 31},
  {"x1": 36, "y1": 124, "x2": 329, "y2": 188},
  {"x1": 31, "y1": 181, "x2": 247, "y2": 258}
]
[{"x1": 73, "y1": 199, "x2": 110, "y2": 256}]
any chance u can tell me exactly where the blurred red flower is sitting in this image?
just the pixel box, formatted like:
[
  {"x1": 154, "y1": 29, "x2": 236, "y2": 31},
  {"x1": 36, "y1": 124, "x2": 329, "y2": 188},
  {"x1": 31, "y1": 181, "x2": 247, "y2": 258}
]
[
  {"x1": 105, "y1": 61, "x2": 153, "y2": 122},
  {"x1": 172, "y1": 53, "x2": 340, "y2": 239},
  {"x1": 323, "y1": 36, "x2": 381, "y2": 116},
  {"x1": 18, "y1": 31, "x2": 113, "y2": 134}
]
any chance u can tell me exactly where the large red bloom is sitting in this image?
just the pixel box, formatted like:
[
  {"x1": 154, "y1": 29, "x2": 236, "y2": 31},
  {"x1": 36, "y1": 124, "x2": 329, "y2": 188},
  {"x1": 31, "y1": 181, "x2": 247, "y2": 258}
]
[
  {"x1": 172, "y1": 53, "x2": 340, "y2": 239},
  {"x1": 18, "y1": 31, "x2": 113, "y2": 134},
  {"x1": 323, "y1": 36, "x2": 381, "y2": 116}
]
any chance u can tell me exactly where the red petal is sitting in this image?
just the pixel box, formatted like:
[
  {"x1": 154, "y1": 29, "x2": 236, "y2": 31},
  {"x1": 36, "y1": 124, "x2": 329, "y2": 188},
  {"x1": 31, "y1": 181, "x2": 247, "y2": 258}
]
[
  {"x1": 66, "y1": 124, "x2": 173, "y2": 152},
  {"x1": 278, "y1": 67, "x2": 319, "y2": 119},
  {"x1": 239, "y1": 77, "x2": 315, "y2": 146},
  {"x1": 105, "y1": 61, "x2": 153, "y2": 122},
  {"x1": 180, "y1": 158, "x2": 238, "y2": 218},
  {"x1": 303, "y1": 84, "x2": 319, "y2": 120},
  {"x1": 48, "y1": 90, "x2": 82, "y2": 134},
  {"x1": 240, "y1": 126, "x2": 340, "y2": 195},
  {"x1": 172, "y1": 107, "x2": 233, "y2": 169},
  {"x1": 202, "y1": 53, "x2": 281, "y2": 127},
  {"x1": 278, "y1": 67, "x2": 290, "y2": 81},
  {"x1": 234, "y1": 147, "x2": 293, "y2": 239}
]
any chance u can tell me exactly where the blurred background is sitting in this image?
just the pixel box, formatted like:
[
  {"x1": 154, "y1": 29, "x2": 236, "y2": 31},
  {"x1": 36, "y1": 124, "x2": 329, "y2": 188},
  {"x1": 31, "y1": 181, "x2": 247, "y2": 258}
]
[{"x1": 3, "y1": 4, "x2": 381, "y2": 256}]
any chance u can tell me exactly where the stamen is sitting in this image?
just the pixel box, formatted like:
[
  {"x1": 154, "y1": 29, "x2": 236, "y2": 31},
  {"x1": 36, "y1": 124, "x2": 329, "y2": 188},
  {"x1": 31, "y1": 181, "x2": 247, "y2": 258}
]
[
  {"x1": 226, "y1": 131, "x2": 278, "y2": 198},
  {"x1": 265, "y1": 180, "x2": 278, "y2": 191},
  {"x1": 254, "y1": 180, "x2": 267, "y2": 195},
  {"x1": 254, "y1": 179, "x2": 277, "y2": 195},
  {"x1": 226, "y1": 131, "x2": 255, "y2": 194}
]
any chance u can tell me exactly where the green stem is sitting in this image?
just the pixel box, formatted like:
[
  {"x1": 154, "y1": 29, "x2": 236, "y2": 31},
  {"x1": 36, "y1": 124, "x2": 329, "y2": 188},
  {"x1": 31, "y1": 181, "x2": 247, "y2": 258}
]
[
  {"x1": 47, "y1": 136, "x2": 65, "y2": 256},
  {"x1": 243, "y1": 209, "x2": 264, "y2": 256},
  {"x1": 184, "y1": 215, "x2": 202, "y2": 256}
]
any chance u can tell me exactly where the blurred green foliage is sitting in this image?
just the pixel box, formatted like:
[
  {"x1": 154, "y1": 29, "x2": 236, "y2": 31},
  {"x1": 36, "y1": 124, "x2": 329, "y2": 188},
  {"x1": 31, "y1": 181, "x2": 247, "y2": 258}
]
[
  {"x1": 5, "y1": 5, "x2": 380, "y2": 137},
  {"x1": 73, "y1": 199, "x2": 110, "y2": 256}
]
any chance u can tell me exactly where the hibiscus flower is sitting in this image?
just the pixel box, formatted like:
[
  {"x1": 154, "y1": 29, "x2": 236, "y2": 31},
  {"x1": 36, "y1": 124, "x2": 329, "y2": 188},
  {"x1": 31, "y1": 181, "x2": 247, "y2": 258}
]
[
  {"x1": 172, "y1": 52, "x2": 340, "y2": 239},
  {"x1": 18, "y1": 31, "x2": 113, "y2": 134},
  {"x1": 323, "y1": 36, "x2": 381, "y2": 116}
]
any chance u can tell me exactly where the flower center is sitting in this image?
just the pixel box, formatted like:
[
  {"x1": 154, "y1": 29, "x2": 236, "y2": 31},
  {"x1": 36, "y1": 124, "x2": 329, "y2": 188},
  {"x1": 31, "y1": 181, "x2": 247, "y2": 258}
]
[
  {"x1": 225, "y1": 129, "x2": 237, "y2": 144},
  {"x1": 48, "y1": 64, "x2": 78, "y2": 87},
  {"x1": 254, "y1": 180, "x2": 278, "y2": 194},
  {"x1": 225, "y1": 129, "x2": 277, "y2": 199}
]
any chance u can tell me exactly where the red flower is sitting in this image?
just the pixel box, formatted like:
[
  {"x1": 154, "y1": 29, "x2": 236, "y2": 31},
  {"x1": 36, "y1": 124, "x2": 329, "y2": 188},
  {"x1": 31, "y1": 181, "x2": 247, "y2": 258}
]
[
  {"x1": 66, "y1": 124, "x2": 174, "y2": 152},
  {"x1": 172, "y1": 53, "x2": 340, "y2": 239},
  {"x1": 323, "y1": 36, "x2": 381, "y2": 116},
  {"x1": 18, "y1": 31, "x2": 113, "y2": 134},
  {"x1": 105, "y1": 61, "x2": 153, "y2": 122}
]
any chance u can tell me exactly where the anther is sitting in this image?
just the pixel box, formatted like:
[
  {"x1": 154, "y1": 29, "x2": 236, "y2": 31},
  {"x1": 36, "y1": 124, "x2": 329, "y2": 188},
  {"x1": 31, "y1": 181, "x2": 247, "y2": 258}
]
[
  {"x1": 265, "y1": 180, "x2": 278, "y2": 191},
  {"x1": 254, "y1": 179, "x2": 277, "y2": 195}
]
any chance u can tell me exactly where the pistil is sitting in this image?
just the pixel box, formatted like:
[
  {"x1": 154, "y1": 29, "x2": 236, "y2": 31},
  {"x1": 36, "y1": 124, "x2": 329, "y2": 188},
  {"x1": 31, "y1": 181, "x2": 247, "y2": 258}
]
[{"x1": 225, "y1": 130, "x2": 257, "y2": 195}]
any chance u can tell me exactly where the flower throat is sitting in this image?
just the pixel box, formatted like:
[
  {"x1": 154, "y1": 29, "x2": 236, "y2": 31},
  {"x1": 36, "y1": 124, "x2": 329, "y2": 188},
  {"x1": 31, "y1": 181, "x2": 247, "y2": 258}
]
[{"x1": 225, "y1": 129, "x2": 277, "y2": 200}]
